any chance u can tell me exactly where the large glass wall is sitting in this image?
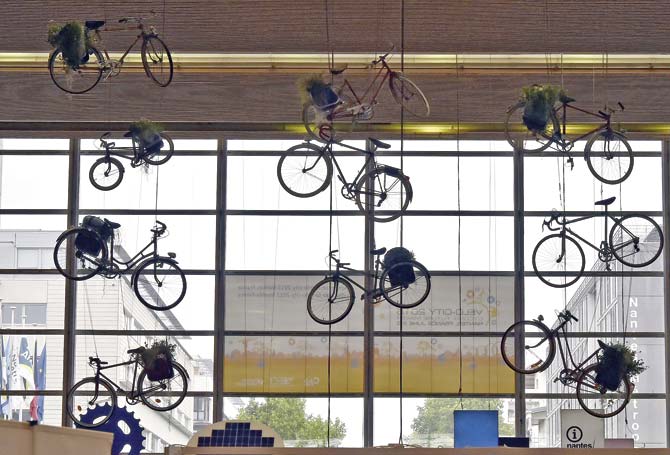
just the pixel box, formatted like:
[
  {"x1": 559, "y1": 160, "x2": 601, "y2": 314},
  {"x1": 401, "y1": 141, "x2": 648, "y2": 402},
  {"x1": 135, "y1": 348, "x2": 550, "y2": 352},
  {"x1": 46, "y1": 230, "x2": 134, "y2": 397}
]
[{"x1": 0, "y1": 136, "x2": 666, "y2": 449}]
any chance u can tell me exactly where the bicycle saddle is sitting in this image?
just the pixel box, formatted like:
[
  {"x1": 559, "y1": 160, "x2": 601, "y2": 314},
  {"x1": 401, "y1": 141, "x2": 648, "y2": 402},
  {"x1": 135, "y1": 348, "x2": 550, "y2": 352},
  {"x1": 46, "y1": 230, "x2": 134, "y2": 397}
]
[
  {"x1": 595, "y1": 196, "x2": 616, "y2": 206},
  {"x1": 330, "y1": 64, "x2": 347, "y2": 75},
  {"x1": 103, "y1": 218, "x2": 121, "y2": 229},
  {"x1": 85, "y1": 20, "x2": 106, "y2": 30},
  {"x1": 89, "y1": 356, "x2": 108, "y2": 365},
  {"x1": 369, "y1": 138, "x2": 391, "y2": 149},
  {"x1": 371, "y1": 247, "x2": 387, "y2": 256},
  {"x1": 559, "y1": 93, "x2": 576, "y2": 104},
  {"x1": 127, "y1": 347, "x2": 146, "y2": 354},
  {"x1": 597, "y1": 340, "x2": 608, "y2": 349}
]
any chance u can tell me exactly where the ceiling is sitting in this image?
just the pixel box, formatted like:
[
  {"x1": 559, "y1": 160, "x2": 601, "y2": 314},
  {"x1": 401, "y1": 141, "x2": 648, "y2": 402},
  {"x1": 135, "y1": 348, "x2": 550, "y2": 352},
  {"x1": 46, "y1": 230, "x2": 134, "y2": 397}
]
[{"x1": 2, "y1": 1, "x2": 670, "y2": 128}]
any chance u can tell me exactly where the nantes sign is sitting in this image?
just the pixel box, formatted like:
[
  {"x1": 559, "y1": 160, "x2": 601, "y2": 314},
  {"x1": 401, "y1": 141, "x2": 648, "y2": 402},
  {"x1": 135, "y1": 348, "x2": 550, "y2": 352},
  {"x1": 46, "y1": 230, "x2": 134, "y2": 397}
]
[{"x1": 560, "y1": 410, "x2": 604, "y2": 448}]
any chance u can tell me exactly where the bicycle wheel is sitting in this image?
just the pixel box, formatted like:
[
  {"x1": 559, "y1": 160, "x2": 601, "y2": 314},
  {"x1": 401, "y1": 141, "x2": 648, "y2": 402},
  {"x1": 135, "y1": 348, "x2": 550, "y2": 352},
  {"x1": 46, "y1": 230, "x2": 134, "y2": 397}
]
[
  {"x1": 141, "y1": 35, "x2": 173, "y2": 87},
  {"x1": 142, "y1": 133, "x2": 175, "y2": 165},
  {"x1": 307, "y1": 276, "x2": 355, "y2": 325},
  {"x1": 354, "y1": 166, "x2": 413, "y2": 223},
  {"x1": 609, "y1": 215, "x2": 663, "y2": 268},
  {"x1": 49, "y1": 46, "x2": 104, "y2": 94},
  {"x1": 532, "y1": 233, "x2": 585, "y2": 288},
  {"x1": 576, "y1": 363, "x2": 632, "y2": 418},
  {"x1": 277, "y1": 143, "x2": 333, "y2": 198},
  {"x1": 504, "y1": 101, "x2": 559, "y2": 152},
  {"x1": 389, "y1": 73, "x2": 430, "y2": 117},
  {"x1": 584, "y1": 130, "x2": 634, "y2": 184},
  {"x1": 137, "y1": 361, "x2": 188, "y2": 411},
  {"x1": 67, "y1": 376, "x2": 117, "y2": 428},
  {"x1": 54, "y1": 228, "x2": 108, "y2": 281},
  {"x1": 132, "y1": 257, "x2": 187, "y2": 311},
  {"x1": 380, "y1": 261, "x2": 431, "y2": 308},
  {"x1": 89, "y1": 157, "x2": 125, "y2": 191},
  {"x1": 303, "y1": 103, "x2": 336, "y2": 143},
  {"x1": 500, "y1": 320, "x2": 556, "y2": 374}
]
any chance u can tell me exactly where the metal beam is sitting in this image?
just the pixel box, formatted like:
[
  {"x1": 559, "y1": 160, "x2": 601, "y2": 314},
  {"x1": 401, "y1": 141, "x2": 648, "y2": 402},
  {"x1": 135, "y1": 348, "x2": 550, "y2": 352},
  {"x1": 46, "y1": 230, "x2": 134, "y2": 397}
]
[
  {"x1": 213, "y1": 139, "x2": 228, "y2": 422},
  {"x1": 363, "y1": 139, "x2": 375, "y2": 447},
  {"x1": 61, "y1": 138, "x2": 79, "y2": 426},
  {"x1": 661, "y1": 139, "x2": 670, "y2": 445},
  {"x1": 513, "y1": 145, "x2": 526, "y2": 437}
]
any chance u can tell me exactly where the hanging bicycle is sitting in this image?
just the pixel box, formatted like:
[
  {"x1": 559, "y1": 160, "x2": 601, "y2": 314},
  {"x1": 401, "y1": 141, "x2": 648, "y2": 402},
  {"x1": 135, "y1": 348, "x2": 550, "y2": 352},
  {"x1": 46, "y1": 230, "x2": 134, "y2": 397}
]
[
  {"x1": 53, "y1": 217, "x2": 187, "y2": 311},
  {"x1": 48, "y1": 13, "x2": 173, "y2": 94},
  {"x1": 302, "y1": 46, "x2": 430, "y2": 143},
  {"x1": 88, "y1": 130, "x2": 174, "y2": 191},
  {"x1": 500, "y1": 310, "x2": 633, "y2": 418},
  {"x1": 67, "y1": 347, "x2": 188, "y2": 428},
  {"x1": 532, "y1": 196, "x2": 663, "y2": 288},
  {"x1": 505, "y1": 91, "x2": 632, "y2": 184},
  {"x1": 307, "y1": 248, "x2": 431, "y2": 325},
  {"x1": 277, "y1": 137, "x2": 412, "y2": 222}
]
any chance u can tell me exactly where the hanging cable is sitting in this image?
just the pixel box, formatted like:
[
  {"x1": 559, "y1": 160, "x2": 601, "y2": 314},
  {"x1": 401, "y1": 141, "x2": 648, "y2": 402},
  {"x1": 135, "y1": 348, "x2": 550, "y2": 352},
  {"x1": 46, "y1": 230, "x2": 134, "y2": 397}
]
[
  {"x1": 397, "y1": 0, "x2": 406, "y2": 445},
  {"x1": 455, "y1": 51, "x2": 464, "y2": 408}
]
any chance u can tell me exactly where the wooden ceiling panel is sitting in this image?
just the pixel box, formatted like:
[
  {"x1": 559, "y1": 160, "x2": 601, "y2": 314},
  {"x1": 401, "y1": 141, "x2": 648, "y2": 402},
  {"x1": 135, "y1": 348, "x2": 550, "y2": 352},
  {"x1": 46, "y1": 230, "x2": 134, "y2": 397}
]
[{"x1": 2, "y1": 1, "x2": 670, "y2": 54}]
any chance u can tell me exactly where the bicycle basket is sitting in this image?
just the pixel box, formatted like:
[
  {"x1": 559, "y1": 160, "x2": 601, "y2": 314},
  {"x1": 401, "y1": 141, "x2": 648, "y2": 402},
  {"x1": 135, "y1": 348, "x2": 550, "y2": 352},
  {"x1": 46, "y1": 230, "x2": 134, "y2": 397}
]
[
  {"x1": 81, "y1": 215, "x2": 113, "y2": 241},
  {"x1": 595, "y1": 345, "x2": 625, "y2": 391},
  {"x1": 309, "y1": 84, "x2": 340, "y2": 110},
  {"x1": 383, "y1": 247, "x2": 416, "y2": 287},
  {"x1": 74, "y1": 230, "x2": 103, "y2": 256},
  {"x1": 144, "y1": 353, "x2": 175, "y2": 381}
]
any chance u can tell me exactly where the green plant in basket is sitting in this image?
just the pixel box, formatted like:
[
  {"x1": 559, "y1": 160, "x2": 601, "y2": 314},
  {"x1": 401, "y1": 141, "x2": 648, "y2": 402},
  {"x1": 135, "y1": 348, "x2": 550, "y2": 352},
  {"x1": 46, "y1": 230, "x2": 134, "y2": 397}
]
[
  {"x1": 595, "y1": 342, "x2": 647, "y2": 391},
  {"x1": 297, "y1": 73, "x2": 330, "y2": 105},
  {"x1": 47, "y1": 21, "x2": 89, "y2": 69},
  {"x1": 129, "y1": 119, "x2": 164, "y2": 144},
  {"x1": 142, "y1": 338, "x2": 176, "y2": 366},
  {"x1": 521, "y1": 84, "x2": 563, "y2": 132}
]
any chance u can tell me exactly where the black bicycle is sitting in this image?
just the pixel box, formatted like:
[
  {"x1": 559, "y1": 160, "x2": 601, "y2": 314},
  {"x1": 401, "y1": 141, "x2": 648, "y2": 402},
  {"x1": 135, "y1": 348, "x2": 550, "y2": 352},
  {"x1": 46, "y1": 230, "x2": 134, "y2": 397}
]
[
  {"x1": 67, "y1": 348, "x2": 188, "y2": 428},
  {"x1": 532, "y1": 196, "x2": 664, "y2": 288},
  {"x1": 307, "y1": 248, "x2": 431, "y2": 325},
  {"x1": 277, "y1": 138, "x2": 413, "y2": 223},
  {"x1": 53, "y1": 217, "x2": 187, "y2": 311},
  {"x1": 89, "y1": 131, "x2": 175, "y2": 191},
  {"x1": 501, "y1": 310, "x2": 632, "y2": 418}
]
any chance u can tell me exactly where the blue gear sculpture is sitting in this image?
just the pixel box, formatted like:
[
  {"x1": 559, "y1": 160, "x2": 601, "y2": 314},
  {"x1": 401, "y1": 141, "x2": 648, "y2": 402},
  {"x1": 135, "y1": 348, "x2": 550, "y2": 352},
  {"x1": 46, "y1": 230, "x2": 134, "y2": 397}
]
[{"x1": 76, "y1": 404, "x2": 146, "y2": 455}]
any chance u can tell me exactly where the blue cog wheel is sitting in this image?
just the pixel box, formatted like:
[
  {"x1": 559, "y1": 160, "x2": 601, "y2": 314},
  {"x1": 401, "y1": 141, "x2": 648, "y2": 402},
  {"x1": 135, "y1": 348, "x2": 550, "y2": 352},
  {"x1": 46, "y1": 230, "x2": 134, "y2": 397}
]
[{"x1": 76, "y1": 404, "x2": 146, "y2": 455}]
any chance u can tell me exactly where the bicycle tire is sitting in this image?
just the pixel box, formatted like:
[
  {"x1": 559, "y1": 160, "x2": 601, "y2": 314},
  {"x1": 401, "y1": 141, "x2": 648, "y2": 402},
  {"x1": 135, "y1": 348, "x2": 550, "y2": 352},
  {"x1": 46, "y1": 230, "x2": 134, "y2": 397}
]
[
  {"x1": 389, "y1": 73, "x2": 430, "y2": 117},
  {"x1": 48, "y1": 46, "x2": 104, "y2": 94},
  {"x1": 500, "y1": 320, "x2": 556, "y2": 374},
  {"x1": 277, "y1": 142, "x2": 333, "y2": 198},
  {"x1": 137, "y1": 361, "x2": 188, "y2": 411},
  {"x1": 142, "y1": 133, "x2": 175, "y2": 165},
  {"x1": 532, "y1": 233, "x2": 585, "y2": 288},
  {"x1": 380, "y1": 260, "x2": 431, "y2": 308},
  {"x1": 89, "y1": 157, "x2": 125, "y2": 191},
  {"x1": 53, "y1": 227, "x2": 108, "y2": 281},
  {"x1": 141, "y1": 35, "x2": 174, "y2": 87},
  {"x1": 609, "y1": 214, "x2": 664, "y2": 268},
  {"x1": 584, "y1": 130, "x2": 634, "y2": 184},
  {"x1": 67, "y1": 376, "x2": 117, "y2": 428},
  {"x1": 132, "y1": 257, "x2": 187, "y2": 311},
  {"x1": 576, "y1": 363, "x2": 632, "y2": 418},
  {"x1": 354, "y1": 166, "x2": 413, "y2": 223},
  {"x1": 302, "y1": 103, "x2": 337, "y2": 143},
  {"x1": 504, "y1": 101, "x2": 559, "y2": 152},
  {"x1": 307, "y1": 276, "x2": 355, "y2": 325}
]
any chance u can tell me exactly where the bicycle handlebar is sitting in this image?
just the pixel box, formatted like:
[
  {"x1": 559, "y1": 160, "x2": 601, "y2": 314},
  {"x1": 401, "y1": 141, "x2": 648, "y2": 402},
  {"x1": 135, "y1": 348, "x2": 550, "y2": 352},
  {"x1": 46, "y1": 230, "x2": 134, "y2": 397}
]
[
  {"x1": 152, "y1": 220, "x2": 167, "y2": 236},
  {"x1": 372, "y1": 44, "x2": 395, "y2": 65},
  {"x1": 559, "y1": 310, "x2": 579, "y2": 322},
  {"x1": 119, "y1": 11, "x2": 156, "y2": 24},
  {"x1": 542, "y1": 210, "x2": 562, "y2": 232}
]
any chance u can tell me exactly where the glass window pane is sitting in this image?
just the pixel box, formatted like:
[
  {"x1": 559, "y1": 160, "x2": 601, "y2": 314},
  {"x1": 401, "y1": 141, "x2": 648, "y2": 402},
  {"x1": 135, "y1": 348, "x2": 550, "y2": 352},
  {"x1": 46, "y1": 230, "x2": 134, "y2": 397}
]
[
  {"x1": 1, "y1": 334, "x2": 62, "y2": 390},
  {"x1": 0, "y1": 275, "x2": 63, "y2": 328},
  {"x1": 0, "y1": 138, "x2": 69, "y2": 150},
  {"x1": 0, "y1": 156, "x2": 68, "y2": 209}
]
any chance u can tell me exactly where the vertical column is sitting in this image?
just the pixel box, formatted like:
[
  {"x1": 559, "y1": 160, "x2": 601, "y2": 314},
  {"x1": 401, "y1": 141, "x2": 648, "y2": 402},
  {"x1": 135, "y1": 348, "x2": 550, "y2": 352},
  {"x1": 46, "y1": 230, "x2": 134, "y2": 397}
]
[
  {"x1": 513, "y1": 146, "x2": 526, "y2": 436},
  {"x1": 213, "y1": 139, "x2": 227, "y2": 422},
  {"x1": 363, "y1": 139, "x2": 375, "y2": 446},
  {"x1": 61, "y1": 138, "x2": 80, "y2": 425},
  {"x1": 661, "y1": 140, "x2": 670, "y2": 444}
]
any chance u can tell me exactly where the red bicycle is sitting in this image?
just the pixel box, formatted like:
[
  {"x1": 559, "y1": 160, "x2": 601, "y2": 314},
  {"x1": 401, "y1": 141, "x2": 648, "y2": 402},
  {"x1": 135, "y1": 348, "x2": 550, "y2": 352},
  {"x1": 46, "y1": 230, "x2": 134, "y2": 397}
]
[{"x1": 303, "y1": 47, "x2": 430, "y2": 142}]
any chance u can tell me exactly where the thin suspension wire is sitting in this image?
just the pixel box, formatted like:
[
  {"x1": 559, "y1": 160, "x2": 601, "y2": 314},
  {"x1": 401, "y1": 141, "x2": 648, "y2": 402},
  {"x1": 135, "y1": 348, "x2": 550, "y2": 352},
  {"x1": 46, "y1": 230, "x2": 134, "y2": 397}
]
[
  {"x1": 455, "y1": 52, "x2": 464, "y2": 408},
  {"x1": 398, "y1": 0, "x2": 406, "y2": 445}
]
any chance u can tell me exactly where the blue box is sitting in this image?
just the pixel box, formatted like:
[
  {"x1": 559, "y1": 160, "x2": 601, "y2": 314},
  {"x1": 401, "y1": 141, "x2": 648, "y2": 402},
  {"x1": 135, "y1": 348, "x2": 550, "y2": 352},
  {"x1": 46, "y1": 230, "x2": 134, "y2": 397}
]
[{"x1": 454, "y1": 410, "x2": 499, "y2": 448}]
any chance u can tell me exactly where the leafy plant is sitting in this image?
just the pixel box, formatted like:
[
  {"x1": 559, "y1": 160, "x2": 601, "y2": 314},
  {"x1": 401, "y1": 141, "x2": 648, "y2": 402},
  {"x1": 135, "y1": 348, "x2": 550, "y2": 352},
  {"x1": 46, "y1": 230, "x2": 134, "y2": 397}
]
[
  {"x1": 129, "y1": 119, "x2": 164, "y2": 144},
  {"x1": 47, "y1": 21, "x2": 89, "y2": 69},
  {"x1": 596, "y1": 342, "x2": 647, "y2": 391},
  {"x1": 521, "y1": 84, "x2": 563, "y2": 132},
  {"x1": 297, "y1": 74, "x2": 328, "y2": 105},
  {"x1": 142, "y1": 338, "x2": 176, "y2": 366}
]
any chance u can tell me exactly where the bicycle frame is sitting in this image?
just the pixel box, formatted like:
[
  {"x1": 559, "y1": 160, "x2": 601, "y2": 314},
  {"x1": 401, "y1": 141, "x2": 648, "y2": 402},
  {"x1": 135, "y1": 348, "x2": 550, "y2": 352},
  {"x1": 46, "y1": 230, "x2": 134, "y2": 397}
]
[
  {"x1": 105, "y1": 229, "x2": 160, "y2": 271},
  {"x1": 89, "y1": 21, "x2": 156, "y2": 69},
  {"x1": 337, "y1": 58, "x2": 394, "y2": 112},
  {"x1": 100, "y1": 137, "x2": 144, "y2": 166},
  {"x1": 554, "y1": 102, "x2": 612, "y2": 145},
  {"x1": 92, "y1": 358, "x2": 140, "y2": 397},
  {"x1": 551, "y1": 213, "x2": 613, "y2": 255}
]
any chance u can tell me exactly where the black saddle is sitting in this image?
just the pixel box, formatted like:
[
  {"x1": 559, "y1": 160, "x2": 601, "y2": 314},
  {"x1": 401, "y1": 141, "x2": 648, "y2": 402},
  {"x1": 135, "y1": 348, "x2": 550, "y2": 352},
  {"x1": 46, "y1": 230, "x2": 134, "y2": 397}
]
[
  {"x1": 127, "y1": 346, "x2": 146, "y2": 354},
  {"x1": 595, "y1": 196, "x2": 616, "y2": 206},
  {"x1": 103, "y1": 218, "x2": 121, "y2": 229},
  {"x1": 559, "y1": 93, "x2": 576, "y2": 104},
  {"x1": 597, "y1": 340, "x2": 608, "y2": 349},
  {"x1": 371, "y1": 247, "x2": 387, "y2": 256},
  {"x1": 369, "y1": 138, "x2": 391, "y2": 149},
  {"x1": 330, "y1": 64, "x2": 347, "y2": 75},
  {"x1": 85, "y1": 20, "x2": 106, "y2": 30}
]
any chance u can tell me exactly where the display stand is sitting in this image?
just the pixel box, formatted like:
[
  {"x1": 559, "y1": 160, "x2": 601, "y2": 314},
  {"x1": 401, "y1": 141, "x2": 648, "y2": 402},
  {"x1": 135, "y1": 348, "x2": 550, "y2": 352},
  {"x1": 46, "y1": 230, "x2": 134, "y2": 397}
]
[{"x1": 0, "y1": 419, "x2": 113, "y2": 455}]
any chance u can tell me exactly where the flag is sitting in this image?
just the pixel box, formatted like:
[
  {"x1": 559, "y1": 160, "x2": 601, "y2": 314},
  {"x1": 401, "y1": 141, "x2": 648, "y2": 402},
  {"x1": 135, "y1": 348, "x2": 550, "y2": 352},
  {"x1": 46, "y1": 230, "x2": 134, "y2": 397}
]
[
  {"x1": 30, "y1": 340, "x2": 46, "y2": 422},
  {"x1": 0, "y1": 336, "x2": 7, "y2": 418},
  {"x1": 17, "y1": 337, "x2": 35, "y2": 392},
  {"x1": 7, "y1": 336, "x2": 23, "y2": 412}
]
